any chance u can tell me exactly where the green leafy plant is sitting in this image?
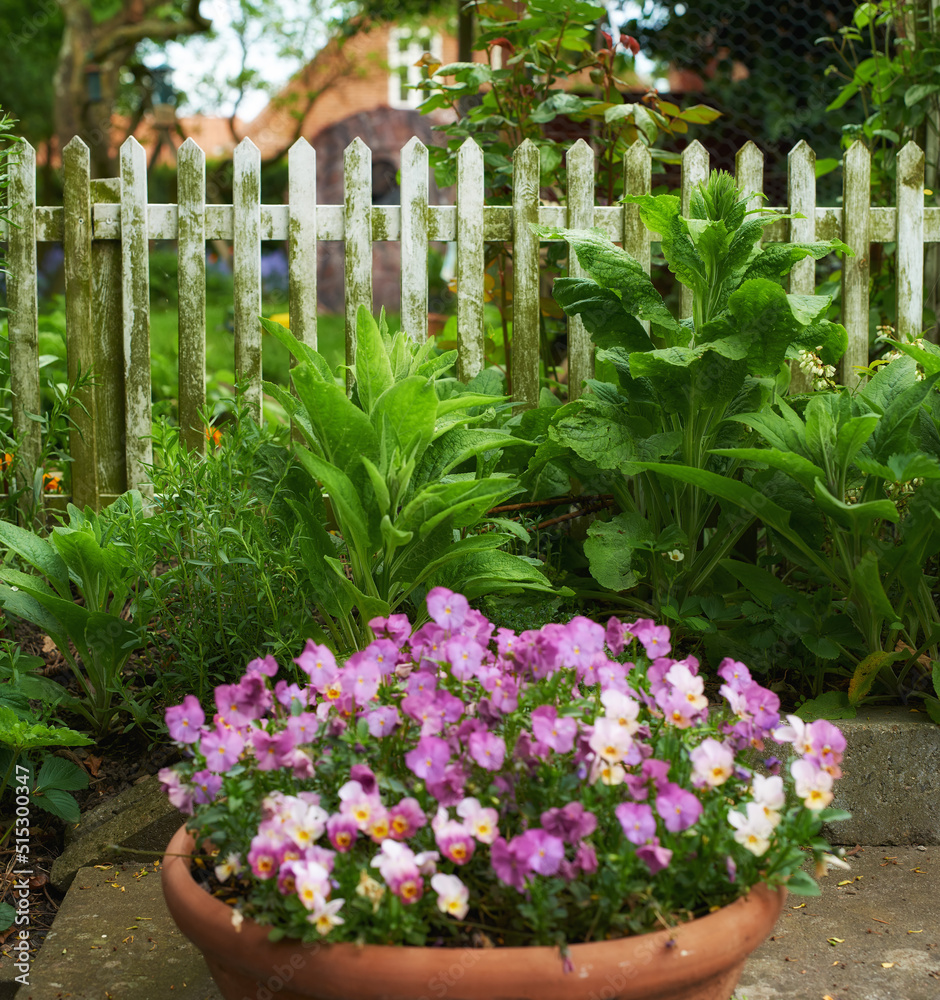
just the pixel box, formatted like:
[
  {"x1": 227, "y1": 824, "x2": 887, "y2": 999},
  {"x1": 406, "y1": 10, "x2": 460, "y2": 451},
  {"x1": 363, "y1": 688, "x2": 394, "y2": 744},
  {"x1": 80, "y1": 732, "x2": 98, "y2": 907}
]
[
  {"x1": 0, "y1": 504, "x2": 147, "y2": 736},
  {"x1": 643, "y1": 351, "x2": 940, "y2": 719},
  {"x1": 115, "y1": 405, "x2": 316, "y2": 705},
  {"x1": 533, "y1": 171, "x2": 852, "y2": 630},
  {"x1": 262, "y1": 307, "x2": 560, "y2": 650}
]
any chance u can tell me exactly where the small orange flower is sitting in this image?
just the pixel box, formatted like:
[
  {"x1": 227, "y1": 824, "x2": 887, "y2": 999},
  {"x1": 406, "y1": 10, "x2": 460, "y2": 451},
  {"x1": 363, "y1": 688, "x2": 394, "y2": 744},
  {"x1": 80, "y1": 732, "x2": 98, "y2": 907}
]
[
  {"x1": 43, "y1": 472, "x2": 62, "y2": 493},
  {"x1": 205, "y1": 426, "x2": 223, "y2": 448},
  {"x1": 0, "y1": 453, "x2": 12, "y2": 474}
]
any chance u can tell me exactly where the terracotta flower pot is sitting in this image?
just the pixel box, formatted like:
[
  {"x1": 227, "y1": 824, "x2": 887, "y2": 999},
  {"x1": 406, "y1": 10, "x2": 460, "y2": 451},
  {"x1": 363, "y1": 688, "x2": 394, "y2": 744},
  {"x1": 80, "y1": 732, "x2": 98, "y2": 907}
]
[{"x1": 162, "y1": 825, "x2": 785, "y2": 1000}]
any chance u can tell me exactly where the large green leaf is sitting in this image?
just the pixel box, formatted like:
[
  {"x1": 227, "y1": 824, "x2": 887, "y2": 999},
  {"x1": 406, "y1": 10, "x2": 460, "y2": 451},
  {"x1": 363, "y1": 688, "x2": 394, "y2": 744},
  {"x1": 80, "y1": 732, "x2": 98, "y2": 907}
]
[
  {"x1": 812, "y1": 479, "x2": 899, "y2": 528},
  {"x1": 401, "y1": 478, "x2": 517, "y2": 538},
  {"x1": 411, "y1": 428, "x2": 528, "y2": 489},
  {"x1": 432, "y1": 549, "x2": 558, "y2": 600},
  {"x1": 322, "y1": 558, "x2": 390, "y2": 620},
  {"x1": 291, "y1": 365, "x2": 379, "y2": 470},
  {"x1": 584, "y1": 513, "x2": 654, "y2": 591},
  {"x1": 551, "y1": 277, "x2": 655, "y2": 353},
  {"x1": 0, "y1": 706, "x2": 93, "y2": 750},
  {"x1": 259, "y1": 315, "x2": 334, "y2": 381},
  {"x1": 31, "y1": 787, "x2": 81, "y2": 824},
  {"x1": 0, "y1": 521, "x2": 69, "y2": 598},
  {"x1": 549, "y1": 400, "x2": 638, "y2": 470},
  {"x1": 287, "y1": 500, "x2": 353, "y2": 619},
  {"x1": 351, "y1": 305, "x2": 394, "y2": 414},
  {"x1": 795, "y1": 691, "x2": 856, "y2": 721},
  {"x1": 372, "y1": 376, "x2": 437, "y2": 462},
  {"x1": 294, "y1": 449, "x2": 378, "y2": 555},
  {"x1": 535, "y1": 227, "x2": 682, "y2": 336},
  {"x1": 711, "y1": 446, "x2": 825, "y2": 491},
  {"x1": 741, "y1": 240, "x2": 854, "y2": 283},
  {"x1": 35, "y1": 755, "x2": 89, "y2": 792},
  {"x1": 51, "y1": 530, "x2": 130, "y2": 612}
]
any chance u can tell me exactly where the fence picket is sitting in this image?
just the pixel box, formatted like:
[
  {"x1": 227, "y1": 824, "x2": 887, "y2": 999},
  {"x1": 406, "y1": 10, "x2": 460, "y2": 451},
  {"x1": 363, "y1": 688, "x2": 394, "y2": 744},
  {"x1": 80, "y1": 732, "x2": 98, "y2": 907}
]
[
  {"x1": 288, "y1": 138, "x2": 318, "y2": 352},
  {"x1": 896, "y1": 142, "x2": 925, "y2": 342},
  {"x1": 344, "y1": 138, "x2": 373, "y2": 380},
  {"x1": 456, "y1": 139, "x2": 485, "y2": 381},
  {"x1": 679, "y1": 142, "x2": 710, "y2": 321},
  {"x1": 735, "y1": 141, "x2": 764, "y2": 214},
  {"x1": 7, "y1": 140, "x2": 41, "y2": 493},
  {"x1": 91, "y1": 177, "x2": 127, "y2": 503},
  {"x1": 787, "y1": 141, "x2": 817, "y2": 393},
  {"x1": 233, "y1": 138, "x2": 262, "y2": 420},
  {"x1": 841, "y1": 141, "x2": 871, "y2": 388},
  {"x1": 120, "y1": 137, "x2": 153, "y2": 496},
  {"x1": 400, "y1": 137, "x2": 429, "y2": 344},
  {"x1": 178, "y1": 138, "x2": 207, "y2": 453},
  {"x1": 512, "y1": 140, "x2": 541, "y2": 409},
  {"x1": 623, "y1": 143, "x2": 652, "y2": 273},
  {"x1": 62, "y1": 138, "x2": 97, "y2": 510},
  {"x1": 566, "y1": 140, "x2": 595, "y2": 401}
]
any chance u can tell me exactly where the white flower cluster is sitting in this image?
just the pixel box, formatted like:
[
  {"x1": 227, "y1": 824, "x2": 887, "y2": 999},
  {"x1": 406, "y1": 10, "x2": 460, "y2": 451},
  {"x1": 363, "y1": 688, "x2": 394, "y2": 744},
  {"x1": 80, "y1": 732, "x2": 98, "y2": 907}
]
[
  {"x1": 876, "y1": 328, "x2": 927, "y2": 380},
  {"x1": 796, "y1": 346, "x2": 836, "y2": 391}
]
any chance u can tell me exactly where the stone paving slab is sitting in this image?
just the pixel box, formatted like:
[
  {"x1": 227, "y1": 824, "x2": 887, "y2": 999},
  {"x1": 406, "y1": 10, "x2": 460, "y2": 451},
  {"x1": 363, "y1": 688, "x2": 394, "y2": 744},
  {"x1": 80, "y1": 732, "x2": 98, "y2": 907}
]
[
  {"x1": 735, "y1": 845, "x2": 939, "y2": 1000},
  {"x1": 16, "y1": 863, "x2": 221, "y2": 1000}
]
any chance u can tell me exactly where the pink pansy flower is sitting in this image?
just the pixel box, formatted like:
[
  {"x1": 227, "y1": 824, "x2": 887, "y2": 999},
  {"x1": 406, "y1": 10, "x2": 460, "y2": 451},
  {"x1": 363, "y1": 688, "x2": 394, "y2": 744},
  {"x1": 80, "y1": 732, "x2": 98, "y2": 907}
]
[
  {"x1": 191, "y1": 769, "x2": 222, "y2": 805},
  {"x1": 247, "y1": 833, "x2": 282, "y2": 879},
  {"x1": 515, "y1": 828, "x2": 565, "y2": 877},
  {"x1": 468, "y1": 730, "x2": 506, "y2": 771},
  {"x1": 541, "y1": 802, "x2": 597, "y2": 842},
  {"x1": 600, "y1": 689, "x2": 640, "y2": 733},
  {"x1": 615, "y1": 801, "x2": 657, "y2": 845},
  {"x1": 456, "y1": 797, "x2": 500, "y2": 843},
  {"x1": 636, "y1": 839, "x2": 672, "y2": 874},
  {"x1": 200, "y1": 724, "x2": 245, "y2": 773},
  {"x1": 665, "y1": 662, "x2": 708, "y2": 712},
  {"x1": 426, "y1": 587, "x2": 469, "y2": 632},
  {"x1": 158, "y1": 768, "x2": 195, "y2": 815},
  {"x1": 388, "y1": 797, "x2": 427, "y2": 840},
  {"x1": 363, "y1": 704, "x2": 401, "y2": 738},
  {"x1": 655, "y1": 783, "x2": 703, "y2": 832},
  {"x1": 368, "y1": 613, "x2": 411, "y2": 644},
  {"x1": 689, "y1": 738, "x2": 735, "y2": 788},
  {"x1": 432, "y1": 808, "x2": 476, "y2": 865},
  {"x1": 630, "y1": 619, "x2": 672, "y2": 657},
  {"x1": 250, "y1": 728, "x2": 296, "y2": 771},
  {"x1": 341, "y1": 654, "x2": 381, "y2": 707},
  {"x1": 309, "y1": 896, "x2": 345, "y2": 935},
  {"x1": 294, "y1": 641, "x2": 339, "y2": 691},
  {"x1": 790, "y1": 758, "x2": 834, "y2": 810},
  {"x1": 589, "y1": 716, "x2": 634, "y2": 762},
  {"x1": 430, "y1": 873, "x2": 469, "y2": 919},
  {"x1": 293, "y1": 859, "x2": 332, "y2": 911},
  {"x1": 165, "y1": 695, "x2": 205, "y2": 744},
  {"x1": 326, "y1": 812, "x2": 358, "y2": 852},
  {"x1": 444, "y1": 635, "x2": 485, "y2": 681},
  {"x1": 531, "y1": 705, "x2": 577, "y2": 753},
  {"x1": 405, "y1": 735, "x2": 451, "y2": 783},
  {"x1": 370, "y1": 841, "x2": 424, "y2": 904},
  {"x1": 750, "y1": 773, "x2": 786, "y2": 825},
  {"x1": 246, "y1": 654, "x2": 278, "y2": 678}
]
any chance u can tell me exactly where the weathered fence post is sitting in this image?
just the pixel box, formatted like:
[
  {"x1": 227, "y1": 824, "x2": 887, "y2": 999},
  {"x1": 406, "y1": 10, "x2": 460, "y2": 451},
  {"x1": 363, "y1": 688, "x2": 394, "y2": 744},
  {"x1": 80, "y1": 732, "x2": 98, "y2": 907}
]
[
  {"x1": 679, "y1": 142, "x2": 710, "y2": 322},
  {"x1": 120, "y1": 136, "x2": 153, "y2": 496},
  {"x1": 455, "y1": 138, "x2": 485, "y2": 382},
  {"x1": 178, "y1": 137, "x2": 207, "y2": 453},
  {"x1": 840, "y1": 141, "x2": 871, "y2": 389},
  {"x1": 288, "y1": 138, "x2": 318, "y2": 353},
  {"x1": 233, "y1": 138, "x2": 262, "y2": 420},
  {"x1": 400, "y1": 137, "x2": 429, "y2": 344},
  {"x1": 91, "y1": 176, "x2": 127, "y2": 502},
  {"x1": 787, "y1": 140, "x2": 817, "y2": 393},
  {"x1": 511, "y1": 139, "x2": 540, "y2": 409},
  {"x1": 6, "y1": 139, "x2": 41, "y2": 507},
  {"x1": 62, "y1": 138, "x2": 98, "y2": 510},
  {"x1": 896, "y1": 141, "x2": 925, "y2": 344},
  {"x1": 566, "y1": 139, "x2": 595, "y2": 401},
  {"x1": 344, "y1": 137, "x2": 373, "y2": 386}
]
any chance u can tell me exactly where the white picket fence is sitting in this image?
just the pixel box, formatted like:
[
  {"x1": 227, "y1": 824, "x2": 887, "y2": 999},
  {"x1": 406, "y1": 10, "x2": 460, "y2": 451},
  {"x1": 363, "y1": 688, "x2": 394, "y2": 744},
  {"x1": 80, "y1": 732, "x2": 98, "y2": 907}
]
[{"x1": 1, "y1": 134, "x2": 936, "y2": 510}]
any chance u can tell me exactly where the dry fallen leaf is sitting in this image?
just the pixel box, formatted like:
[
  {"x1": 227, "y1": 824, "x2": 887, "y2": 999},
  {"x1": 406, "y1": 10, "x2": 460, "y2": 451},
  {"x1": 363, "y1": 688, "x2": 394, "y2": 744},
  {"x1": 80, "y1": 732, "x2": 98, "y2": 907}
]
[
  {"x1": 41, "y1": 635, "x2": 56, "y2": 653},
  {"x1": 882, "y1": 962, "x2": 895, "y2": 968},
  {"x1": 908, "y1": 929, "x2": 924, "y2": 934},
  {"x1": 792, "y1": 902, "x2": 806, "y2": 909}
]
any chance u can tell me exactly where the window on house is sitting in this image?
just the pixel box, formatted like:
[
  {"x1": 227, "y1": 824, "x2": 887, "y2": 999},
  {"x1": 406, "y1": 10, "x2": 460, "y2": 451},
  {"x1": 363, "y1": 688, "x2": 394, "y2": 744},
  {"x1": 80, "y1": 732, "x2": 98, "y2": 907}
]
[{"x1": 388, "y1": 26, "x2": 442, "y2": 110}]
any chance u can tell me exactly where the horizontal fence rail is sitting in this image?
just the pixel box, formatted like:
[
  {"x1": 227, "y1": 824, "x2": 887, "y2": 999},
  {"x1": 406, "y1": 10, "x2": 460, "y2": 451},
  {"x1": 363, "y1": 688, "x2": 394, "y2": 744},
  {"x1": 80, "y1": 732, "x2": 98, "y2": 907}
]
[{"x1": 0, "y1": 135, "x2": 934, "y2": 511}]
